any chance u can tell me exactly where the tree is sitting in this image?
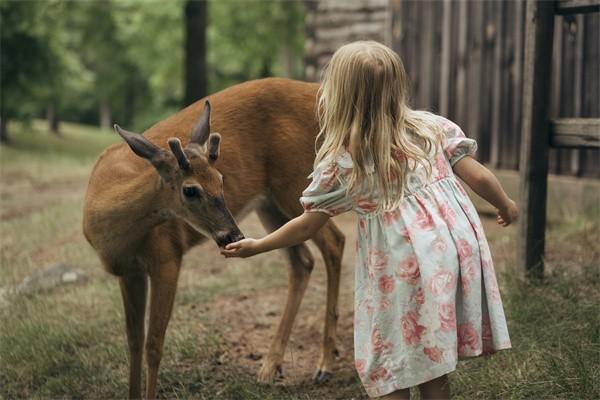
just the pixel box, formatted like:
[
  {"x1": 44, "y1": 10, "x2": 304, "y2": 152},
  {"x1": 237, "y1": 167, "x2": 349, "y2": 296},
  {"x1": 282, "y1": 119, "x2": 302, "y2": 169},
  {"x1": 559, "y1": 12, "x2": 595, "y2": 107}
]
[
  {"x1": 184, "y1": 0, "x2": 207, "y2": 106},
  {"x1": 0, "y1": 1, "x2": 53, "y2": 143}
]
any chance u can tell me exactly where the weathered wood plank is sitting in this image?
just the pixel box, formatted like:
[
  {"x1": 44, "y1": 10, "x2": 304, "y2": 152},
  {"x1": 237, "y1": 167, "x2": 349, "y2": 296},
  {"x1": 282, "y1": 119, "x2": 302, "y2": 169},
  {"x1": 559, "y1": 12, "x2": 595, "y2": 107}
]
[
  {"x1": 455, "y1": 0, "x2": 468, "y2": 125},
  {"x1": 439, "y1": 0, "x2": 452, "y2": 116},
  {"x1": 519, "y1": 0, "x2": 555, "y2": 278},
  {"x1": 418, "y1": 4, "x2": 435, "y2": 109},
  {"x1": 466, "y1": 1, "x2": 485, "y2": 150},
  {"x1": 490, "y1": 0, "x2": 505, "y2": 168},
  {"x1": 556, "y1": 0, "x2": 600, "y2": 15},
  {"x1": 550, "y1": 118, "x2": 600, "y2": 147},
  {"x1": 570, "y1": 15, "x2": 585, "y2": 174},
  {"x1": 549, "y1": 14, "x2": 563, "y2": 173},
  {"x1": 510, "y1": 0, "x2": 525, "y2": 169}
]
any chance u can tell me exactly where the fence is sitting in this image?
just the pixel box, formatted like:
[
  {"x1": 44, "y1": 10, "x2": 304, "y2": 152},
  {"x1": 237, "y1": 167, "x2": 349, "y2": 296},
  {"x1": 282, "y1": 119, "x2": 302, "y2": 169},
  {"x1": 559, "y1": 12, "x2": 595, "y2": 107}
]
[{"x1": 389, "y1": 0, "x2": 599, "y2": 177}]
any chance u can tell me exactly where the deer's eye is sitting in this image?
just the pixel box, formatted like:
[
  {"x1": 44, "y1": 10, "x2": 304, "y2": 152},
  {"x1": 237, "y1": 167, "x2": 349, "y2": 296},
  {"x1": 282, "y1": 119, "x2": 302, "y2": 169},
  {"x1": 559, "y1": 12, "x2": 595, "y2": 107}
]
[{"x1": 183, "y1": 186, "x2": 200, "y2": 198}]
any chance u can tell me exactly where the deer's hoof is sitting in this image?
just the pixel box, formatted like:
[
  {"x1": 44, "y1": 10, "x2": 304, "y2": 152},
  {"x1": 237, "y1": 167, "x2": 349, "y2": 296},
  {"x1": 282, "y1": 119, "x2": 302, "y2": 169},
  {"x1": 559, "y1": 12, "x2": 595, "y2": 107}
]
[
  {"x1": 312, "y1": 368, "x2": 333, "y2": 384},
  {"x1": 257, "y1": 361, "x2": 283, "y2": 384}
]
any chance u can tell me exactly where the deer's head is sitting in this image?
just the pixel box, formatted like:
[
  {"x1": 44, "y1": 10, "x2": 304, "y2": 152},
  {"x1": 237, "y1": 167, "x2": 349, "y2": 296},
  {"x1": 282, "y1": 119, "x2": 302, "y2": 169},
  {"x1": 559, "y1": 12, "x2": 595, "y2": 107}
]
[{"x1": 114, "y1": 101, "x2": 244, "y2": 248}]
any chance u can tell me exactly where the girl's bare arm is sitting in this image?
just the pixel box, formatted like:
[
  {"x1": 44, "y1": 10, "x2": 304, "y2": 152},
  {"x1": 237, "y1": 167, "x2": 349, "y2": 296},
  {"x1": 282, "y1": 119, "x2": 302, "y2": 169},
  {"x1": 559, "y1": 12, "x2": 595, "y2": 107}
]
[
  {"x1": 453, "y1": 156, "x2": 518, "y2": 226},
  {"x1": 220, "y1": 211, "x2": 330, "y2": 258}
]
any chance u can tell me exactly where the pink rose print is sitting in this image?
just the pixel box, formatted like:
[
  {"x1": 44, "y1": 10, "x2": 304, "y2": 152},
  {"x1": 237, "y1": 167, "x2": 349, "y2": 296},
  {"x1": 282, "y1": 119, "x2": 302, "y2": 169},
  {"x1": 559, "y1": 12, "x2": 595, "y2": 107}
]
[
  {"x1": 355, "y1": 359, "x2": 367, "y2": 376},
  {"x1": 382, "y1": 209, "x2": 402, "y2": 226},
  {"x1": 460, "y1": 260, "x2": 478, "y2": 293},
  {"x1": 357, "y1": 197, "x2": 378, "y2": 213},
  {"x1": 400, "y1": 310, "x2": 426, "y2": 345},
  {"x1": 439, "y1": 302, "x2": 456, "y2": 332},
  {"x1": 423, "y1": 346, "x2": 444, "y2": 363},
  {"x1": 414, "y1": 209, "x2": 435, "y2": 230},
  {"x1": 379, "y1": 297, "x2": 392, "y2": 311},
  {"x1": 398, "y1": 228, "x2": 412, "y2": 244},
  {"x1": 397, "y1": 255, "x2": 421, "y2": 285},
  {"x1": 319, "y1": 163, "x2": 338, "y2": 191},
  {"x1": 457, "y1": 240, "x2": 473, "y2": 262},
  {"x1": 432, "y1": 236, "x2": 447, "y2": 253},
  {"x1": 378, "y1": 275, "x2": 396, "y2": 294},
  {"x1": 438, "y1": 203, "x2": 456, "y2": 228},
  {"x1": 360, "y1": 297, "x2": 375, "y2": 316},
  {"x1": 412, "y1": 287, "x2": 425, "y2": 305},
  {"x1": 369, "y1": 366, "x2": 391, "y2": 383},
  {"x1": 458, "y1": 322, "x2": 480, "y2": 354},
  {"x1": 428, "y1": 269, "x2": 456, "y2": 296},
  {"x1": 434, "y1": 152, "x2": 449, "y2": 178},
  {"x1": 371, "y1": 327, "x2": 393, "y2": 354},
  {"x1": 488, "y1": 277, "x2": 502, "y2": 303},
  {"x1": 367, "y1": 247, "x2": 389, "y2": 277}
]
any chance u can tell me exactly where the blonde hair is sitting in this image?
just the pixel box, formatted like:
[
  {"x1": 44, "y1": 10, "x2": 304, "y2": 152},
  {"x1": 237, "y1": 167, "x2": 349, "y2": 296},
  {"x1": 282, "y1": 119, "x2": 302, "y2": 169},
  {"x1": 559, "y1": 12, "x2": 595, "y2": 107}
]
[{"x1": 315, "y1": 40, "x2": 443, "y2": 212}]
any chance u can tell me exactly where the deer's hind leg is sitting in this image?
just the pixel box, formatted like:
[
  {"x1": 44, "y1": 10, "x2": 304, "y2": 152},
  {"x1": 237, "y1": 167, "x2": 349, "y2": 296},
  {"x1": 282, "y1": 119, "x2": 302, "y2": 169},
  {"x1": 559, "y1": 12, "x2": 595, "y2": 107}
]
[
  {"x1": 309, "y1": 220, "x2": 345, "y2": 383},
  {"x1": 255, "y1": 203, "x2": 315, "y2": 384},
  {"x1": 119, "y1": 272, "x2": 148, "y2": 399}
]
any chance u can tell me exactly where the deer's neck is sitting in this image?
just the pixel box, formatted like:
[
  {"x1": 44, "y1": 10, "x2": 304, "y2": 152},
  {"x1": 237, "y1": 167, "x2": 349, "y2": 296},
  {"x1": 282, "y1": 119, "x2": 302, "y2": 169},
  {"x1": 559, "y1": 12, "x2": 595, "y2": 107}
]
[{"x1": 88, "y1": 169, "x2": 177, "y2": 255}]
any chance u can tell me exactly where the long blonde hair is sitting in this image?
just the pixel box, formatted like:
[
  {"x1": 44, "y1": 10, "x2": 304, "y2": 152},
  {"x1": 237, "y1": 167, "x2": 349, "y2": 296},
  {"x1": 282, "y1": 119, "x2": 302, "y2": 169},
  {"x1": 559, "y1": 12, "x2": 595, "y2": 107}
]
[{"x1": 315, "y1": 40, "x2": 442, "y2": 212}]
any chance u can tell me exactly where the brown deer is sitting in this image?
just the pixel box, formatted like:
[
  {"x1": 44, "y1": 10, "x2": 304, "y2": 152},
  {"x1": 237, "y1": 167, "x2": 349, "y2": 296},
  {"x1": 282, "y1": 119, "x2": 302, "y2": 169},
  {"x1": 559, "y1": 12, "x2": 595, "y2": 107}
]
[{"x1": 83, "y1": 78, "x2": 346, "y2": 399}]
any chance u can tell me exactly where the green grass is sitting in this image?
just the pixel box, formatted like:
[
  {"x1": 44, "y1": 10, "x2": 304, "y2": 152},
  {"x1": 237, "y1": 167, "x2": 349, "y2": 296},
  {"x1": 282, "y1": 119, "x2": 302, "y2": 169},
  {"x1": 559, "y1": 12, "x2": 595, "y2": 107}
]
[{"x1": 0, "y1": 121, "x2": 598, "y2": 399}]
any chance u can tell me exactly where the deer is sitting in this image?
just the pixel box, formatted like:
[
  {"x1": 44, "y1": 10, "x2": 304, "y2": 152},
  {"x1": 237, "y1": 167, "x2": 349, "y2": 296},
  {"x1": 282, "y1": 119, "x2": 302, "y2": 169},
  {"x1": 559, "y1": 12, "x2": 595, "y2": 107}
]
[{"x1": 82, "y1": 78, "x2": 346, "y2": 399}]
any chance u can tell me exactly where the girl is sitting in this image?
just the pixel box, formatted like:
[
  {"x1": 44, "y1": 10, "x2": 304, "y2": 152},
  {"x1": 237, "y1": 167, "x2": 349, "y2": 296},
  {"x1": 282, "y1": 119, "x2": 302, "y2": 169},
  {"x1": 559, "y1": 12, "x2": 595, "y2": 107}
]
[{"x1": 220, "y1": 41, "x2": 517, "y2": 399}]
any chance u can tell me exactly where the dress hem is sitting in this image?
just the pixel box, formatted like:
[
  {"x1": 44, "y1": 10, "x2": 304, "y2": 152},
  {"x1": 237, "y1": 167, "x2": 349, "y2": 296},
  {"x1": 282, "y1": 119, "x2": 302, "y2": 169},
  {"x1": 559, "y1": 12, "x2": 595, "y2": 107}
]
[
  {"x1": 362, "y1": 345, "x2": 512, "y2": 398},
  {"x1": 362, "y1": 362, "x2": 457, "y2": 398}
]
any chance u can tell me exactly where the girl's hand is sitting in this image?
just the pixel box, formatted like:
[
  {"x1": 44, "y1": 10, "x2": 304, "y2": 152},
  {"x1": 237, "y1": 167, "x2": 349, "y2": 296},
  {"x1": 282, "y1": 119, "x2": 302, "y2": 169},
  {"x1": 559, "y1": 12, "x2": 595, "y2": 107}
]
[
  {"x1": 220, "y1": 238, "x2": 262, "y2": 258},
  {"x1": 497, "y1": 199, "x2": 518, "y2": 226}
]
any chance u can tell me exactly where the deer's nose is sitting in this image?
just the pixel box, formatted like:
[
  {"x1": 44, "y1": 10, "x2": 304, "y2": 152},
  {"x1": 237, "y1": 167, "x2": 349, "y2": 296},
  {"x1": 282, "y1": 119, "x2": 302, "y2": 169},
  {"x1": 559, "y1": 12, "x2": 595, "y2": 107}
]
[{"x1": 215, "y1": 230, "x2": 245, "y2": 248}]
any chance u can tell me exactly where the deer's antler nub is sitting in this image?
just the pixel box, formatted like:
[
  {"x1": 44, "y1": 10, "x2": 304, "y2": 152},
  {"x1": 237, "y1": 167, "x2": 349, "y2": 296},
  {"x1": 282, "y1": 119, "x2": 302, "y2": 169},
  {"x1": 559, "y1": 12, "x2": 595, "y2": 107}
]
[{"x1": 168, "y1": 138, "x2": 191, "y2": 171}]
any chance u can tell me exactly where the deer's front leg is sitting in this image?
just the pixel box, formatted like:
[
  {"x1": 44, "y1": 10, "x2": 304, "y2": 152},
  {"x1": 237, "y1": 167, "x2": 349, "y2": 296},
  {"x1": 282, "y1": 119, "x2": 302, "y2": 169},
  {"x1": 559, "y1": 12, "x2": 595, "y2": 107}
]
[
  {"x1": 119, "y1": 273, "x2": 148, "y2": 399},
  {"x1": 145, "y1": 258, "x2": 181, "y2": 399}
]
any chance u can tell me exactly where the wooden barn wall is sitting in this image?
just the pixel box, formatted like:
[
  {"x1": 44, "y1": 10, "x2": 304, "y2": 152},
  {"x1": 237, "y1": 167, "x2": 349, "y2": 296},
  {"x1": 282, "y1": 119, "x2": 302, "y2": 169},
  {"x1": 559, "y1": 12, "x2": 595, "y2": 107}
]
[
  {"x1": 304, "y1": 0, "x2": 390, "y2": 82},
  {"x1": 390, "y1": 0, "x2": 599, "y2": 177}
]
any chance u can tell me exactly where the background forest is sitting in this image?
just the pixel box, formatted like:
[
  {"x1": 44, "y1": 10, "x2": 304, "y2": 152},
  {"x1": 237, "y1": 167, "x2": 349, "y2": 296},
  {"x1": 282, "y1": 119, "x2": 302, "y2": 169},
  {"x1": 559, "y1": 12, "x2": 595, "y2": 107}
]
[{"x1": 0, "y1": 0, "x2": 305, "y2": 142}]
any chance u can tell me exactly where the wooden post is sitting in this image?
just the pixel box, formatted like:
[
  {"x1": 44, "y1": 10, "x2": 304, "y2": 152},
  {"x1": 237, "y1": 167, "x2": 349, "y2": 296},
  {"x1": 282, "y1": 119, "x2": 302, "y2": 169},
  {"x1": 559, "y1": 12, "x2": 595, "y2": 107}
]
[{"x1": 518, "y1": 0, "x2": 555, "y2": 279}]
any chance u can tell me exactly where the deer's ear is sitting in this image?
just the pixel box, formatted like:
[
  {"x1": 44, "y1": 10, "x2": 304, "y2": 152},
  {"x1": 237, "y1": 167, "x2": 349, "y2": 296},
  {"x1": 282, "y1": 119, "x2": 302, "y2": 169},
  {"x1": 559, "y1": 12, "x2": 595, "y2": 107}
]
[
  {"x1": 190, "y1": 100, "x2": 211, "y2": 146},
  {"x1": 208, "y1": 133, "x2": 221, "y2": 163},
  {"x1": 114, "y1": 124, "x2": 160, "y2": 160}
]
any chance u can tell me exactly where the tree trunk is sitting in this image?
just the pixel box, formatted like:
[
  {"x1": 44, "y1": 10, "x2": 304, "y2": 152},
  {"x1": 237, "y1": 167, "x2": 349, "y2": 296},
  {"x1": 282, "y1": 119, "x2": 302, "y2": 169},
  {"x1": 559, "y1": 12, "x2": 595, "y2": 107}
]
[
  {"x1": 47, "y1": 104, "x2": 60, "y2": 135},
  {"x1": 184, "y1": 0, "x2": 207, "y2": 106},
  {"x1": 100, "y1": 99, "x2": 112, "y2": 130},
  {"x1": 0, "y1": 117, "x2": 8, "y2": 145}
]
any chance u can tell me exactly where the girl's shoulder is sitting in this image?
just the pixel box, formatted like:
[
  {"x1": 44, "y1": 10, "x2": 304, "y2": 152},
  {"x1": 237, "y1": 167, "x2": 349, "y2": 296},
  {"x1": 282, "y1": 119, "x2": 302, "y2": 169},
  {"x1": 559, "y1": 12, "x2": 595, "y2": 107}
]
[{"x1": 431, "y1": 114, "x2": 464, "y2": 136}]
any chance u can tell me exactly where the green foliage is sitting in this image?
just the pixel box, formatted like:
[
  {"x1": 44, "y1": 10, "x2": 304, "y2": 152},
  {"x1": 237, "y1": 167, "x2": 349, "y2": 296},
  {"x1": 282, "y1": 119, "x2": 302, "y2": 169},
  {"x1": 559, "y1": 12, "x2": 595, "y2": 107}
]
[
  {"x1": 0, "y1": 0, "x2": 306, "y2": 134},
  {"x1": 207, "y1": 0, "x2": 305, "y2": 93},
  {"x1": 0, "y1": 0, "x2": 54, "y2": 121}
]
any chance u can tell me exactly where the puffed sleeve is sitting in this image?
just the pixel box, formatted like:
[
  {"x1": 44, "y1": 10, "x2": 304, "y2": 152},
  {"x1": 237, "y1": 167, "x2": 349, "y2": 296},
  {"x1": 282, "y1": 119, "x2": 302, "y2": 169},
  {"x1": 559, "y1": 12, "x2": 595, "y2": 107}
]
[
  {"x1": 441, "y1": 117, "x2": 478, "y2": 166},
  {"x1": 299, "y1": 161, "x2": 353, "y2": 217}
]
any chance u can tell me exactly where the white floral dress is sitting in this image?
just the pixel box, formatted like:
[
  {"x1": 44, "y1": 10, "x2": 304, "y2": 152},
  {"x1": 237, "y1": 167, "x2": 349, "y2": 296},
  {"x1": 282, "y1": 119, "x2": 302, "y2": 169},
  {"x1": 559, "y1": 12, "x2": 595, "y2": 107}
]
[{"x1": 299, "y1": 116, "x2": 511, "y2": 397}]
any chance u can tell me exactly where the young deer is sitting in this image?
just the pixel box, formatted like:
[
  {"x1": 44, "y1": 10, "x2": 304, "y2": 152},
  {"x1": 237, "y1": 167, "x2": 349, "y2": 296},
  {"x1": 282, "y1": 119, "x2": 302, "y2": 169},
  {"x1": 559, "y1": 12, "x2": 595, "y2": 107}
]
[{"x1": 83, "y1": 78, "x2": 346, "y2": 399}]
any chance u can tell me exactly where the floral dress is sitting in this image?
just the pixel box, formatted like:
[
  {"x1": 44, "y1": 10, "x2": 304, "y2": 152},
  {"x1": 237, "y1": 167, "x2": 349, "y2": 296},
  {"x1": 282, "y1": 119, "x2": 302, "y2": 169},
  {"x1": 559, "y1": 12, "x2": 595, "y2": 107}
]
[{"x1": 299, "y1": 116, "x2": 511, "y2": 397}]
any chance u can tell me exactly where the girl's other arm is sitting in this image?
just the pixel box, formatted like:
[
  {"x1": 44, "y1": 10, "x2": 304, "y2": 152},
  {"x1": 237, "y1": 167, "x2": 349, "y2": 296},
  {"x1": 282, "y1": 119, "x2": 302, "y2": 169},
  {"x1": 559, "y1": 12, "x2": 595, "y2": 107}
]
[
  {"x1": 220, "y1": 211, "x2": 330, "y2": 258},
  {"x1": 453, "y1": 156, "x2": 518, "y2": 226}
]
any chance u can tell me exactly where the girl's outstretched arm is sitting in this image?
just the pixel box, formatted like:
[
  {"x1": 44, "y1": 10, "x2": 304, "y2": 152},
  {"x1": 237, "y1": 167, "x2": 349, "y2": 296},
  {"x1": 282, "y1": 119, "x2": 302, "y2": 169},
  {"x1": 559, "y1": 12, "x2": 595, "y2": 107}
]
[
  {"x1": 453, "y1": 156, "x2": 518, "y2": 226},
  {"x1": 220, "y1": 211, "x2": 330, "y2": 258}
]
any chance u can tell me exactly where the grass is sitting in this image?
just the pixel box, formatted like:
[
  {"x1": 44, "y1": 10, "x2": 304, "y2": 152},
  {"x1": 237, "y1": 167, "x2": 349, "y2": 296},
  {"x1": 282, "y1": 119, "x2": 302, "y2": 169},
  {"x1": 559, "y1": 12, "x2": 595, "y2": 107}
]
[{"x1": 0, "y1": 121, "x2": 598, "y2": 399}]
